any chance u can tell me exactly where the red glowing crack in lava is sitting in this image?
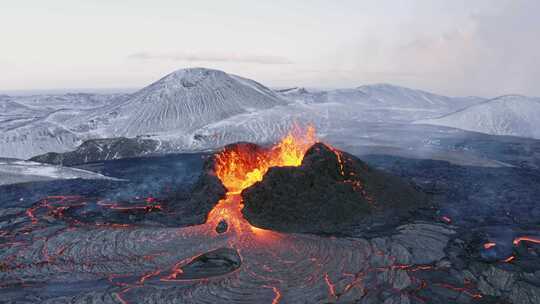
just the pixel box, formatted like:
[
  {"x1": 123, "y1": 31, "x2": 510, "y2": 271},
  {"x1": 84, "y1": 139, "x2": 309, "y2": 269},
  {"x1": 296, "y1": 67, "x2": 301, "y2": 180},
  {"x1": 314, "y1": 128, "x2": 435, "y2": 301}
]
[{"x1": 481, "y1": 236, "x2": 540, "y2": 263}]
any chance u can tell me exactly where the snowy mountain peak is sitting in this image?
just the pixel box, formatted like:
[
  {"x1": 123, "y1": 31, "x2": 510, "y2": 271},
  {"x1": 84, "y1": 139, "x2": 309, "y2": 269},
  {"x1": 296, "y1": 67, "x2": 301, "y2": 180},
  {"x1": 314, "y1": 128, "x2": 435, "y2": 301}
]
[
  {"x1": 168, "y1": 66, "x2": 224, "y2": 76},
  {"x1": 134, "y1": 67, "x2": 281, "y2": 102},
  {"x1": 83, "y1": 67, "x2": 287, "y2": 137},
  {"x1": 154, "y1": 67, "x2": 228, "y2": 88}
]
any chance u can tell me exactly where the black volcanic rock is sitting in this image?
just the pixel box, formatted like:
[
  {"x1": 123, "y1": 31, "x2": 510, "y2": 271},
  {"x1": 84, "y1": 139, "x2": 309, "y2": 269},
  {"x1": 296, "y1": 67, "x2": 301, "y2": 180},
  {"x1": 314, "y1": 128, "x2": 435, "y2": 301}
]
[
  {"x1": 166, "y1": 155, "x2": 226, "y2": 225},
  {"x1": 241, "y1": 143, "x2": 430, "y2": 234},
  {"x1": 30, "y1": 137, "x2": 160, "y2": 166}
]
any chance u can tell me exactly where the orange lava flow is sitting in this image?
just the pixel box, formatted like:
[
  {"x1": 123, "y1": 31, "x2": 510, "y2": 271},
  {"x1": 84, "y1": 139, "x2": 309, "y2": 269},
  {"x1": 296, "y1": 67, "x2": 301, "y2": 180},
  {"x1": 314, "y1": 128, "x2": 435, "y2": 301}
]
[
  {"x1": 483, "y1": 242, "x2": 496, "y2": 250},
  {"x1": 502, "y1": 255, "x2": 515, "y2": 263},
  {"x1": 513, "y1": 236, "x2": 540, "y2": 246},
  {"x1": 206, "y1": 125, "x2": 317, "y2": 233},
  {"x1": 215, "y1": 125, "x2": 317, "y2": 194}
]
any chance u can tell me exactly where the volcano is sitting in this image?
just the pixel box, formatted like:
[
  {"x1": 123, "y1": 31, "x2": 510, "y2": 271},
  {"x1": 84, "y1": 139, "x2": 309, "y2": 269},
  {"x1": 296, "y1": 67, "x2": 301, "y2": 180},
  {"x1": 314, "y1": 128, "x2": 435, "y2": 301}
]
[
  {"x1": 191, "y1": 126, "x2": 429, "y2": 235},
  {"x1": 242, "y1": 142, "x2": 429, "y2": 234}
]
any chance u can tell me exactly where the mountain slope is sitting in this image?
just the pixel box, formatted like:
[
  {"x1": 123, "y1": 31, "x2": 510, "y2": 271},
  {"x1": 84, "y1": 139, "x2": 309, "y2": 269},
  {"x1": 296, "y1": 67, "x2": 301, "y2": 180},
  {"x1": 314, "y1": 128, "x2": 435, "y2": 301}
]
[
  {"x1": 0, "y1": 98, "x2": 30, "y2": 113},
  {"x1": 415, "y1": 95, "x2": 540, "y2": 139},
  {"x1": 0, "y1": 68, "x2": 287, "y2": 158},
  {"x1": 12, "y1": 93, "x2": 126, "y2": 110},
  {"x1": 277, "y1": 84, "x2": 485, "y2": 122},
  {"x1": 82, "y1": 68, "x2": 287, "y2": 137},
  {"x1": 356, "y1": 84, "x2": 484, "y2": 111}
]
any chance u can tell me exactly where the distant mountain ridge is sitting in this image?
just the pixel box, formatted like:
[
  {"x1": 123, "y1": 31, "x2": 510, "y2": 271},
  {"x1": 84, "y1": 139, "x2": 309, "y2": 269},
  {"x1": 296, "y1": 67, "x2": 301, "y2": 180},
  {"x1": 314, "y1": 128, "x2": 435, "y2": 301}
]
[
  {"x1": 1, "y1": 67, "x2": 538, "y2": 161},
  {"x1": 415, "y1": 95, "x2": 540, "y2": 139},
  {"x1": 277, "y1": 83, "x2": 485, "y2": 112},
  {"x1": 0, "y1": 99, "x2": 30, "y2": 112}
]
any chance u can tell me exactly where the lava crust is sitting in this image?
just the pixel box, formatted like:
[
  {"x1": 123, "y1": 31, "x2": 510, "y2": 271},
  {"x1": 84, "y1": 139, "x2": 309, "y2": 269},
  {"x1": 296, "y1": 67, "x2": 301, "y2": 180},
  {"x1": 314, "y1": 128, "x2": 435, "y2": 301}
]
[
  {"x1": 241, "y1": 143, "x2": 430, "y2": 234},
  {"x1": 168, "y1": 155, "x2": 226, "y2": 225},
  {"x1": 172, "y1": 247, "x2": 241, "y2": 280}
]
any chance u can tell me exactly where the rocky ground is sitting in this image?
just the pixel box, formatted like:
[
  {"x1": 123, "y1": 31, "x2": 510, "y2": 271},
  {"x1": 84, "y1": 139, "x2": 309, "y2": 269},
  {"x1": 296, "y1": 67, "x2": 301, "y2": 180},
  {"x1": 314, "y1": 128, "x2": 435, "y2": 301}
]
[
  {"x1": 1, "y1": 140, "x2": 540, "y2": 303},
  {"x1": 29, "y1": 137, "x2": 162, "y2": 166}
]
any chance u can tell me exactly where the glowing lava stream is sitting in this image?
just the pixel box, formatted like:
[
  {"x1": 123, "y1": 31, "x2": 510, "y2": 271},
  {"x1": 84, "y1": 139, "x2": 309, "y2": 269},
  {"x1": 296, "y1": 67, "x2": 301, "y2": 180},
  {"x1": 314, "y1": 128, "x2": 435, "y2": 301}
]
[{"x1": 206, "y1": 125, "x2": 317, "y2": 234}]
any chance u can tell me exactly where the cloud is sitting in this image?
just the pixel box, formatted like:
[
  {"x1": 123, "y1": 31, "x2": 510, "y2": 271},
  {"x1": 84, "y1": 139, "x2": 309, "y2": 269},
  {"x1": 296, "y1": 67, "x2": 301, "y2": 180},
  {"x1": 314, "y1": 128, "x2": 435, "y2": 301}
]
[
  {"x1": 391, "y1": 0, "x2": 540, "y2": 96},
  {"x1": 320, "y1": 0, "x2": 540, "y2": 96},
  {"x1": 128, "y1": 51, "x2": 293, "y2": 65}
]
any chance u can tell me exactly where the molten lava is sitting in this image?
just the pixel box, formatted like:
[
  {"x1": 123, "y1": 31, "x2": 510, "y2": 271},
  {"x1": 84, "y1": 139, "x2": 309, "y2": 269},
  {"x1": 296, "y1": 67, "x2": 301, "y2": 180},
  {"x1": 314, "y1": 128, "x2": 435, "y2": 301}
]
[
  {"x1": 214, "y1": 125, "x2": 317, "y2": 194},
  {"x1": 207, "y1": 125, "x2": 317, "y2": 232}
]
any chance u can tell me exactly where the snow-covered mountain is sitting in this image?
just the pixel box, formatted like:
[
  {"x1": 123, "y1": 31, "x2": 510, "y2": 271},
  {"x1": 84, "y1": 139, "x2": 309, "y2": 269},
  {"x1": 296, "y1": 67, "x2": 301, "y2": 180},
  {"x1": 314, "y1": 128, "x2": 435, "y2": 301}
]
[
  {"x1": 415, "y1": 95, "x2": 540, "y2": 139},
  {"x1": 278, "y1": 84, "x2": 483, "y2": 110},
  {"x1": 355, "y1": 84, "x2": 484, "y2": 111},
  {"x1": 275, "y1": 84, "x2": 485, "y2": 124},
  {"x1": 4, "y1": 67, "x2": 538, "y2": 162},
  {"x1": 80, "y1": 68, "x2": 287, "y2": 137},
  {"x1": 0, "y1": 121, "x2": 81, "y2": 159},
  {"x1": 0, "y1": 92, "x2": 129, "y2": 159},
  {"x1": 0, "y1": 68, "x2": 287, "y2": 158},
  {"x1": 188, "y1": 84, "x2": 486, "y2": 150}
]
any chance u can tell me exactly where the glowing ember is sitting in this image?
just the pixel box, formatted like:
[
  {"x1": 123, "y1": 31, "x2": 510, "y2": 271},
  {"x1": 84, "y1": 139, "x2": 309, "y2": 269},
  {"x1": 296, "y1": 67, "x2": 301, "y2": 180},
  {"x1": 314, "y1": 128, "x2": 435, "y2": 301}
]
[
  {"x1": 483, "y1": 242, "x2": 496, "y2": 249},
  {"x1": 441, "y1": 216, "x2": 452, "y2": 224},
  {"x1": 513, "y1": 236, "x2": 540, "y2": 246},
  {"x1": 207, "y1": 125, "x2": 317, "y2": 232},
  {"x1": 502, "y1": 255, "x2": 516, "y2": 263}
]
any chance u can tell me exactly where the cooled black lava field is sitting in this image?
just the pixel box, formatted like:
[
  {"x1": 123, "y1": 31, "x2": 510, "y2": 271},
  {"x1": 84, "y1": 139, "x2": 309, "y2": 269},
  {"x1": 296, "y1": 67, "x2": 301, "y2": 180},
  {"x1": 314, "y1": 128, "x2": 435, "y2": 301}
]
[{"x1": 1, "y1": 135, "x2": 540, "y2": 304}]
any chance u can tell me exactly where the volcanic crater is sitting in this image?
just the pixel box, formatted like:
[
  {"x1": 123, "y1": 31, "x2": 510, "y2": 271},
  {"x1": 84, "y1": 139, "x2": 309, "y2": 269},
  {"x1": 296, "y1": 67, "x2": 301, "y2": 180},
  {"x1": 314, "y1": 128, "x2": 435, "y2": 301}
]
[{"x1": 199, "y1": 138, "x2": 430, "y2": 235}]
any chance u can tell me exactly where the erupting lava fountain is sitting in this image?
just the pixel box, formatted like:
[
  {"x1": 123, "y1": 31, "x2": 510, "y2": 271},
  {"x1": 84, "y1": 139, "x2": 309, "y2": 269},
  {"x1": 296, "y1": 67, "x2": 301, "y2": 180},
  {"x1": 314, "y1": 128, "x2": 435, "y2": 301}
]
[{"x1": 206, "y1": 125, "x2": 319, "y2": 234}]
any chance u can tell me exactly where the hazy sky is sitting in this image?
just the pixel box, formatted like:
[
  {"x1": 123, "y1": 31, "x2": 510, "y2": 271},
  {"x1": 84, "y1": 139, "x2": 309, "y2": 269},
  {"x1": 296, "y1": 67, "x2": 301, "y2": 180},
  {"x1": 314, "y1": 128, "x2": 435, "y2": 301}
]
[{"x1": 1, "y1": 0, "x2": 539, "y2": 97}]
